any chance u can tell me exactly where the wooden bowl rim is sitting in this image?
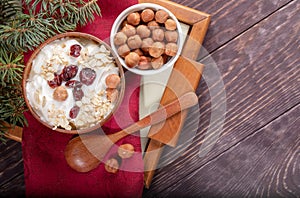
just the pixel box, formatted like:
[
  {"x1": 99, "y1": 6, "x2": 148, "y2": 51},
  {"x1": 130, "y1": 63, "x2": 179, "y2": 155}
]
[{"x1": 22, "y1": 32, "x2": 125, "y2": 134}]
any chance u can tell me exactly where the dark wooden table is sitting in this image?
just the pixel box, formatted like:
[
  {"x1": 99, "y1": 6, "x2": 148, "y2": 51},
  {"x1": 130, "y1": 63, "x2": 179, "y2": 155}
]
[{"x1": 1, "y1": 0, "x2": 299, "y2": 197}]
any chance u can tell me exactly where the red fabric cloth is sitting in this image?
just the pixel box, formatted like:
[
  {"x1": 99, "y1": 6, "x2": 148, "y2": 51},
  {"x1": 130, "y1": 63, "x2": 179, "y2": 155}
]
[{"x1": 22, "y1": 0, "x2": 144, "y2": 197}]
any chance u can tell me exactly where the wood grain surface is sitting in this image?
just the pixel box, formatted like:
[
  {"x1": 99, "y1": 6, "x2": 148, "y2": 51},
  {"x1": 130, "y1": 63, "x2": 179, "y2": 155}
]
[{"x1": 1, "y1": 0, "x2": 299, "y2": 197}]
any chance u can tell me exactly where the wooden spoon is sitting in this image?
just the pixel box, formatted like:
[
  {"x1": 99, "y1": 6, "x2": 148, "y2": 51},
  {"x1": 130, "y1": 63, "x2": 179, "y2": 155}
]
[{"x1": 64, "y1": 92, "x2": 198, "y2": 172}]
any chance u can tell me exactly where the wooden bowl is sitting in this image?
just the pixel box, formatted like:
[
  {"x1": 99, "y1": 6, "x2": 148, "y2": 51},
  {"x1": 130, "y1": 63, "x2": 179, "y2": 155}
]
[{"x1": 22, "y1": 32, "x2": 125, "y2": 134}]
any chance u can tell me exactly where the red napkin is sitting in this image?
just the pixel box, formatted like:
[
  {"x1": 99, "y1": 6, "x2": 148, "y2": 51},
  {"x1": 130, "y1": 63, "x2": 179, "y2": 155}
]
[{"x1": 22, "y1": 0, "x2": 144, "y2": 197}]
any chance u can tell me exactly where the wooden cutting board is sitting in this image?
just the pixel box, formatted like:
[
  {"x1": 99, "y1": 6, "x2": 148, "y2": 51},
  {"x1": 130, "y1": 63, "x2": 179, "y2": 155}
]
[{"x1": 139, "y1": 0, "x2": 211, "y2": 188}]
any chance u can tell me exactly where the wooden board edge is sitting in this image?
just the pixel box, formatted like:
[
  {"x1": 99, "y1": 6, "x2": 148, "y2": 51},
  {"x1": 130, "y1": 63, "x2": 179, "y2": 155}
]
[
  {"x1": 1, "y1": 122, "x2": 23, "y2": 143},
  {"x1": 138, "y1": 0, "x2": 210, "y2": 24}
]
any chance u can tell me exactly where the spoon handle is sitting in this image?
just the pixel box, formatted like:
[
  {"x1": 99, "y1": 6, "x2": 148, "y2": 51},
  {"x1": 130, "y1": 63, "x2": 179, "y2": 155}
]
[{"x1": 108, "y1": 92, "x2": 198, "y2": 142}]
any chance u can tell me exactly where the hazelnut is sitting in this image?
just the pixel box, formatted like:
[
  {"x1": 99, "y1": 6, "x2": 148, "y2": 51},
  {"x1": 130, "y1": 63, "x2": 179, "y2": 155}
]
[
  {"x1": 104, "y1": 158, "x2": 119, "y2": 174},
  {"x1": 106, "y1": 88, "x2": 119, "y2": 103},
  {"x1": 141, "y1": 9, "x2": 155, "y2": 22},
  {"x1": 137, "y1": 56, "x2": 152, "y2": 70},
  {"x1": 165, "y1": 19, "x2": 177, "y2": 31},
  {"x1": 151, "y1": 56, "x2": 164, "y2": 69},
  {"x1": 141, "y1": 38, "x2": 154, "y2": 52},
  {"x1": 118, "y1": 143, "x2": 135, "y2": 159},
  {"x1": 105, "y1": 74, "x2": 121, "y2": 89},
  {"x1": 147, "y1": 21, "x2": 160, "y2": 31},
  {"x1": 165, "y1": 43, "x2": 178, "y2": 56},
  {"x1": 136, "y1": 25, "x2": 151, "y2": 38},
  {"x1": 155, "y1": 9, "x2": 169, "y2": 23},
  {"x1": 152, "y1": 28, "x2": 164, "y2": 41},
  {"x1": 113, "y1": 32, "x2": 127, "y2": 46},
  {"x1": 117, "y1": 44, "x2": 130, "y2": 57},
  {"x1": 165, "y1": 31, "x2": 178, "y2": 43},
  {"x1": 149, "y1": 42, "x2": 165, "y2": 58},
  {"x1": 127, "y1": 12, "x2": 140, "y2": 26},
  {"x1": 121, "y1": 24, "x2": 136, "y2": 37},
  {"x1": 53, "y1": 86, "x2": 68, "y2": 101},
  {"x1": 127, "y1": 35, "x2": 142, "y2": 49},
  {"x1": 133, "y1": 48, "x2": 144, "y2": 56},
  {"x1": 125, "y1": 52, "x2": 140, "y2": 68}
]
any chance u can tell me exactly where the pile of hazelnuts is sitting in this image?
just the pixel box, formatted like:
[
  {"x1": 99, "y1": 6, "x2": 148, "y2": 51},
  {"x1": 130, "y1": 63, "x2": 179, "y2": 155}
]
[{"x1": 113, "y1": 8, "x2": 179, "y2": 70}]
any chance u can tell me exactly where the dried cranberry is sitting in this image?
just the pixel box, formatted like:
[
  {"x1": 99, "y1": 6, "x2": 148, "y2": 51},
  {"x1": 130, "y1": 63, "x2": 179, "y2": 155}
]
[
  {"x1": 73, "y1": 87, "x2": 84, "y2": 101},
  {"x1": 70, "y1": 44, "x2": 82, "y2": 57},
  {"x1": 65, "y1": 80, "x2": 83, "y2": 88},
  {"x1": 47, "y1": 73, "x2": 62, "y2": 88},
  {"x1": 80, "y1": 68, "x2": 96, "y2": 85},
  {"x1": 69, "y1": 105, "x2": 80, "y2": 119},
  {"x1": 60, "y1": 65, "x2": 78, "y2": 81}
]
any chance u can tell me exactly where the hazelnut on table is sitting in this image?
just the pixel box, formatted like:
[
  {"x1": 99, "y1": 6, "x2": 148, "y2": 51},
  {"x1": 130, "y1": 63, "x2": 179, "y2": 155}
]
[
  {"x1": 118, "y1": 143, "x2": 135, "y2": 159},
  {"x1": 105, "y1": 158, "x2": 119, "y2": 174}
]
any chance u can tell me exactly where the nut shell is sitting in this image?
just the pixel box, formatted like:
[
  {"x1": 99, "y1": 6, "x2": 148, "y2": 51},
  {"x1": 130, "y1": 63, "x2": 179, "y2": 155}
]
[
  {"x1": 152, "y1": 28, "x2": 165, "y2": 41},
  {"x1": 117, "y1": 44, "x2": 130, "y2": 57},
  {"x1": 165, "y1": 42, "x2": 178, "y2": 56},
  {"x1": 151, "y1": 56, "x2": 164, "y2": 69},
  {"x1": 121, "y1": 24, "x2": 136, "y2": 37},
  {"x1": 106, "y1": 88, "x2": 119, "y2": 103},
  {"x1": 136, "y1": 25, "x2": 151, "y2": 38},
  {"x1": 165, "y1": 19, "x2": 177, "y2": 31},
  {"x1": 113, "y1": 32, "x2": 127, "y2": 46},
  {"x1": 165, "y1": 31, "x2": 178, "y2": 43}
]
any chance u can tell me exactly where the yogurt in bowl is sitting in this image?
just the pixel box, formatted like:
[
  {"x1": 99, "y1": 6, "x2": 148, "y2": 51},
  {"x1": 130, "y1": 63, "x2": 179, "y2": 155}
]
[{"x1": 23, "y1": 32, "x2": 125, "y2": 134}]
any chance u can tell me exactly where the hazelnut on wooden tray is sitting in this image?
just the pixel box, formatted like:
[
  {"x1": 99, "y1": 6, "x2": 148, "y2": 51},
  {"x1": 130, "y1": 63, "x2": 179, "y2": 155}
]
[
  {"x1": 53, "y1": 86, "x2": 68, "y2": 101},
  {"x1": 118, "y1": 143, "x2": 135, "y2": 159}
]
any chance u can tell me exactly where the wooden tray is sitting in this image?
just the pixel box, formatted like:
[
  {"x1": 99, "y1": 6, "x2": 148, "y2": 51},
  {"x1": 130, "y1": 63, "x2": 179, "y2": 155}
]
[{"x1": 138, "y1": 0, "x2": 210, "y2": 188}]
